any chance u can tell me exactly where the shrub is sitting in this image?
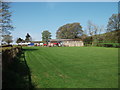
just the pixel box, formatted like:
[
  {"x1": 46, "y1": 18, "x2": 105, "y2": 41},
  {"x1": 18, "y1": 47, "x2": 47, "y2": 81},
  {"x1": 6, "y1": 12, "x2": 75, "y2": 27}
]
[{"x1": 97, "y1": 43, "x2": 120, "y2": 48}]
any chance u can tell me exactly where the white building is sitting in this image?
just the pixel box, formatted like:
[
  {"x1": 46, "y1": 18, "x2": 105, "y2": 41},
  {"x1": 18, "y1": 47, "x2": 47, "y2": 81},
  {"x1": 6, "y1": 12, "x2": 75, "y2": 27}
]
[{"x1": 49, "y1": 39, "x2": 84, "y2": 47}]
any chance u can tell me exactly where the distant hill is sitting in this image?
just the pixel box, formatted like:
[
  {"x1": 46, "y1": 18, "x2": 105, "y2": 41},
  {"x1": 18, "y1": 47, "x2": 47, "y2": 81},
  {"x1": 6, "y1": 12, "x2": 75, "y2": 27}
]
[
  {"x1": 83, "y1": 29, "x2": 120, "y2": 45},
  {"x1": 101, "y1": 29, "x2": 120, "y2": 43}
]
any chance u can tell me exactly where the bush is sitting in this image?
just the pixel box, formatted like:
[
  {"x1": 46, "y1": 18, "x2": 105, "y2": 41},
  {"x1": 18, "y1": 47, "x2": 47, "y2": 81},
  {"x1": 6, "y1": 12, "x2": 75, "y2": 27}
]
[{"x1": 97, "y1": 43, "x2": 120, "y2": 48}]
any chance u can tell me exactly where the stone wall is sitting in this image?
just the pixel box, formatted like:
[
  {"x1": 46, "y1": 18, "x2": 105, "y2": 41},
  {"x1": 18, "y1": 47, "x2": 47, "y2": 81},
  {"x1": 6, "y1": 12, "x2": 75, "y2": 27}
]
[{"x1": 2, "y1": 46, "x2": 22, "y2": 68}]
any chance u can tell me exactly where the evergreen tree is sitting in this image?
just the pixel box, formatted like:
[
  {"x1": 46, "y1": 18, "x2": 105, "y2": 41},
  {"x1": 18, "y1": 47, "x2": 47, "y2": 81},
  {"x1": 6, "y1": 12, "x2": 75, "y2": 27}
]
[
  {"x1": 0, "y1": 1, "x2": 13, "y2": 35},
  {"x1": 25, "y1": 33, "x2": 32, "y2": 42},
  {"x1": 16, "y1": 38, "x2": 23, "y2": 44},
  {"x1": 107, "y1": 14, "x2": 120, "y2": 32}
]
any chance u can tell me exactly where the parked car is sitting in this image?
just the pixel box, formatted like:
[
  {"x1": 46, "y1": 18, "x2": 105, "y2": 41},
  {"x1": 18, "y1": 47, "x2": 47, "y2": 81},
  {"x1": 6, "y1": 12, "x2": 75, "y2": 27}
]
[{"x1": 43, "y1": 44, "x2": 47, "y2": 46}]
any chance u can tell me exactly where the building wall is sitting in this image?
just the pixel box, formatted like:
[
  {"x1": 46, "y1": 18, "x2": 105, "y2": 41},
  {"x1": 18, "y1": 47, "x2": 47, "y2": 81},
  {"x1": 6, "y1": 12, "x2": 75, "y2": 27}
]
[
  {"x1": 63, "y1": 41, "x2": 84, "y2": 47},
  {"x1": 48, "y1": 42, "x2": 54, "y2": 47}
]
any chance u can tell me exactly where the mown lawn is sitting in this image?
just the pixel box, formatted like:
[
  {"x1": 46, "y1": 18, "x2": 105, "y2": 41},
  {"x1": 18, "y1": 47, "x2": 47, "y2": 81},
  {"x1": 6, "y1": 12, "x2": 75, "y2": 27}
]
[{"x1": 23, "y1": 47, "x2": 118, "y2": 88}]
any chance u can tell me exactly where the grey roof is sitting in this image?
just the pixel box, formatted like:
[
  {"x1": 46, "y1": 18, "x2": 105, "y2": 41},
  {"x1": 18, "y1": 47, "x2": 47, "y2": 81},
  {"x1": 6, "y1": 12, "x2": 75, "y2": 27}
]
[{"x1": 49, "y1": 39, "x2": 82, "y2": 41}]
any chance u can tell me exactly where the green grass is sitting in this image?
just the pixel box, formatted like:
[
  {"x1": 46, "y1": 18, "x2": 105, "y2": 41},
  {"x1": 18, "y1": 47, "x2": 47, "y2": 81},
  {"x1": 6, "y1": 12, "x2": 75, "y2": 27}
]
[{"x1": 23, "y1": 47, "x2": 118, "y2": 88}]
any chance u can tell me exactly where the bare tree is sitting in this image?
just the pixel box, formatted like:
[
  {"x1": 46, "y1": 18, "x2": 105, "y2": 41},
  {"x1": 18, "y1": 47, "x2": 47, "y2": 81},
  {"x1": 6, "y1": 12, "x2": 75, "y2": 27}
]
[
  {"x1": 87, "y1": 20, "x2": 104, "y2": 45},
  {"x1": 87, "y1": 21, "x2": 95, "y2": 45}
]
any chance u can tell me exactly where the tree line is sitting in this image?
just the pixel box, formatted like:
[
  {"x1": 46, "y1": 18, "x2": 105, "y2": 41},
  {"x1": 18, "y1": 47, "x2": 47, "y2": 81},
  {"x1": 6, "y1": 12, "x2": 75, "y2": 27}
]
[
  {"x1": 42, "y1": 13, "x2": 120, "y2": 45},
  {"x1": 1, "y1": 2, "x2": 120, "y2": 45}
]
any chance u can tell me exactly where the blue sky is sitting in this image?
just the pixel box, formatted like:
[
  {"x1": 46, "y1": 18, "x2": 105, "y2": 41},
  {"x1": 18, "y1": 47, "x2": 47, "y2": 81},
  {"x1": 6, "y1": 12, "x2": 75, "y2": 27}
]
[{"x1": 10, "y1": 2, "x2": 118, "y2": 42}]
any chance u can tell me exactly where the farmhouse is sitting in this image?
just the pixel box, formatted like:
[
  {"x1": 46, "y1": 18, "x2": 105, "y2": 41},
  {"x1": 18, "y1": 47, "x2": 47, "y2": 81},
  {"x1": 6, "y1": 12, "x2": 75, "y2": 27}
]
[{"x1": 48, "y1": 39, "x2": 84, "y2": 47}]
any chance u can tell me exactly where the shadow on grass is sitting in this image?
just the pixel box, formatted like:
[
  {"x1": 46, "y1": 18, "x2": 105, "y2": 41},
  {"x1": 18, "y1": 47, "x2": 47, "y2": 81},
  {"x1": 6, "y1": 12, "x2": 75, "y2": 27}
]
[
  {"x1": 2, "y1": 50, "x2": 37, "y2": 90},
  {"x1": 23, "y1": 48, "x2": 38, "y2": 52}
]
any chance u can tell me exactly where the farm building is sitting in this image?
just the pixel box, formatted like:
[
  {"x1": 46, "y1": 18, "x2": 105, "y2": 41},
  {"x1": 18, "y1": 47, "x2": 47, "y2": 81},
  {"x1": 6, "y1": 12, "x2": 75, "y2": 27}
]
[
  {"x1": 48, "y1": 39, "x2": 84, "y2": 47},
  {"x1": 17, "y1": 42, "x2": 31, "y2": 46},
  {"x1": 17, "y1": 41, "x2": 44, "y2": 46},
  {"x1": 31, "y1": 41, "x2": 44, "y2": 46}
]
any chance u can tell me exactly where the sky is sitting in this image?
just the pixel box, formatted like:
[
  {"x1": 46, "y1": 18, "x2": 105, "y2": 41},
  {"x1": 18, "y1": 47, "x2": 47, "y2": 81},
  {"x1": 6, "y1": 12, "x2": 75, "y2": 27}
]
[
  {"x1": 4, "y1": 0, "x2": 120, "y2": 2},
  {"x1": 10, "y1": 2, "x2": 118, "y2": 42}
]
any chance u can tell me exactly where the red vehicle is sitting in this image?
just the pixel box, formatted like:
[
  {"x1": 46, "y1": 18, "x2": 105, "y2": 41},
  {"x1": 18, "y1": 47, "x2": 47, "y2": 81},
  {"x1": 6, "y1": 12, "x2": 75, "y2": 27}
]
[
  {"x1": 53, "y1": 43, "x2": 58, "y2": 45},
  {"x1": 53, "y1": 43, "x2": 60, "y2": 46},
  {"x1": 43, "y1": 44, "x2": 47, "y2": 46}
]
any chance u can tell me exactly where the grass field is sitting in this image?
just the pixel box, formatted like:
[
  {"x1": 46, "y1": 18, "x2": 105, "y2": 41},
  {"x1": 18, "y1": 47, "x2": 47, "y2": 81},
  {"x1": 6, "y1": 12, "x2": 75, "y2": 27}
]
[{"x1": 23, "y1": 47, "x2": 118, "y2": 88}]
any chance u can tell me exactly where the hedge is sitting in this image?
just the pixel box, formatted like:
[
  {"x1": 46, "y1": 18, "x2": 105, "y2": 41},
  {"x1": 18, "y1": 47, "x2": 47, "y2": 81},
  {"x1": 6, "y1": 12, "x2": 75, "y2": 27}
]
[
  {"x1": 96, "y1": 43, "x2": 120, "y2": 48},
  {"x1": 2, "y1": 46, "x2": 22, "y2": 69}
]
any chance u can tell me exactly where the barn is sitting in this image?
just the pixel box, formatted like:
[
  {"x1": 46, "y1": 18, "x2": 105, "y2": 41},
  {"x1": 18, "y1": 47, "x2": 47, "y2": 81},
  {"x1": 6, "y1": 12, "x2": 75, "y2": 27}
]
[{"x1": 48, "y1": 39, "x2": 84, "y2": 47}]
